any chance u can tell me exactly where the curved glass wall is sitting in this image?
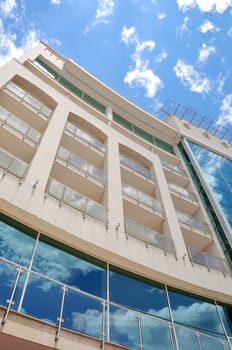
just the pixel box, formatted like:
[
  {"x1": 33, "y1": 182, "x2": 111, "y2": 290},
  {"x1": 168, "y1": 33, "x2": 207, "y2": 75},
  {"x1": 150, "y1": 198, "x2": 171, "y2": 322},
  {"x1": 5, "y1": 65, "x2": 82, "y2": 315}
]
[
  {"x1": 187, "y1": 141, "x2": 232, "y2": 231},
  {"x1": 0, "y1": 212, "x2": 231, "y2": 349}
]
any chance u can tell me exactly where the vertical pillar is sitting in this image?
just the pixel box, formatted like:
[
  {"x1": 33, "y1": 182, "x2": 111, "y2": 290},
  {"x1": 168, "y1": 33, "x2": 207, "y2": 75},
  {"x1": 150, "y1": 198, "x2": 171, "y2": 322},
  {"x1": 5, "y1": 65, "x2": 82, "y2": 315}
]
[
  {"x1": 25, "y1": 98, "x2": 70, "y2": 191},
  {"x1": 106, "y1": 130, "x2": 124, "y2": 231},
  {"x1": 152, "y1": 153, "x2": 188, "y2": 259}
]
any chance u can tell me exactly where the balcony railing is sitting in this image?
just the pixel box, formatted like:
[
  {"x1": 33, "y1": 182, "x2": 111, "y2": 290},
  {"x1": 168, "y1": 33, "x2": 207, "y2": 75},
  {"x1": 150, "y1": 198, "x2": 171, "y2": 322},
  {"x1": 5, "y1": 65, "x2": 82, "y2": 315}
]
[
  {"x1": 120, "y1": 154, "x2": 155, "y2": 181},
  {"x1": 122, "y1": 183, "x2": 163, "y2": 215},
  {"x1": 47, "y1": 179, "x2": 107, "y2": 224},
  {"x1": 4, "y1": 82, "x2": 52, "y2": 119},
  {"x1": 188, "y1": 246, "x2": 229, "y2": 274},
  {"x1": 0, "y1": 148, "x2": 28, "y2": 179},
  {"x1": 176, "y1": 210, "x2": 211, "y2": 236},
  {"x1": 161, "y1": 158, "x2": 187, "y2": 178},
  {"x1": 0, "y1": 107, "x2": 41, "y2": 145},
  {"x1": 56, "y1": 146, "x2": 105, "y2": 184},
  {"x1": 168, "y1": 182, "x2": 198, "y2": 203},
  {"x1": 125, "y1": 218, "x2": 175, "y2": 255},
  {"x1": 65, "y1": 121, "x2": 105, "y2": 153}
]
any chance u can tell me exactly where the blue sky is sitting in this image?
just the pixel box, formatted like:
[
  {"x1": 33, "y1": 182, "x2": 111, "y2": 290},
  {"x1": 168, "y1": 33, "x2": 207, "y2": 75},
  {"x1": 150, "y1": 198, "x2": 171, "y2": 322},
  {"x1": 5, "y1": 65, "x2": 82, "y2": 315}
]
[{"x1": 0, "y1": 0, "x2": 232, "y2": 127}]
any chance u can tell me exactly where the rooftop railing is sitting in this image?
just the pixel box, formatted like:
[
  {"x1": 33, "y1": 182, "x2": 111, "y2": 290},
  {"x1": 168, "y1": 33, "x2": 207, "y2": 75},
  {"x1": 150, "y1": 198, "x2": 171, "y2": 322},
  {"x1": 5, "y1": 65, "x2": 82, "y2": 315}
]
[
  {"x1": 122, "y1": 183, "x2": 163, "y2": 215},
  {"x1": 125, "y1": 218, "x2": 175, "y2": 255},
  {"x1": 160, "y1": 158, "x2": 187, "y2": 178},
  {"x1": 65, "y1": 121, "x2": 105, "y2": 153},
  {"x1": 120, "y1": 154, "x2": 155, "y2": 181},
  {"x1": 4, "y1": 82, "x2": 52, "y2": 119},
  {"x1": 188, "y1": 246, "x2": 230, "y2": 274},
  {"x1": 176, "y1": 210, "x2": 211, "y2": 236},
  {"x1": 47, "y1": 179, "x2": 107, "y2": 224},
  {"x1": 0, "y1": 107, "x2": 41, "y2": 145},
  {"x1": 0, "y1": 148, "x2": 28, "y2": 179},
  {"x1": 168, "y1": 182, "x2": 198, "y2": 203},
  {"x1": 56, "y1": 146, "x2": 105, "y2": 184}
]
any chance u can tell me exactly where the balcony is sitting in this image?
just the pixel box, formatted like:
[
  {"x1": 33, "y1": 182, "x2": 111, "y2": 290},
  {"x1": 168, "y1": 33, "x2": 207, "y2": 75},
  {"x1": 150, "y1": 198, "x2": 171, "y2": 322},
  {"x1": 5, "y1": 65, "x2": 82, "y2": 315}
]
[
  {"x1": 125, "y1": 218, "x2": 176, "y2": 255},
  {"x1": 176, "y1": 210, "x2": 213, "y2": 251},
  {"x1": 3, "y1": 82, "x2": 52, "y2": 119},
  {"x1": 47, "y1": 178, "x2": 107, "y2": 224},
  {"x1": 161, "y1": 158, "x2": 188, "y2": 186},
  {"x1": 0, "y1": 106, "x2": 41, "y2": 146},
  {"x1": 120, "y1": 154, "x2": 154, "y2": 181},
  {"x1": 188, "y1": 246, "x2": 230, "y2": 274},
  {"x1": 56, "y1": 146, "x2": 105, "y2": 184},
  {"x1": 0, "y1": 148, "x2": 28, "y2": 180},
  {"x1": 168, "y1": 182, "x2": 199, "y2": 215}
]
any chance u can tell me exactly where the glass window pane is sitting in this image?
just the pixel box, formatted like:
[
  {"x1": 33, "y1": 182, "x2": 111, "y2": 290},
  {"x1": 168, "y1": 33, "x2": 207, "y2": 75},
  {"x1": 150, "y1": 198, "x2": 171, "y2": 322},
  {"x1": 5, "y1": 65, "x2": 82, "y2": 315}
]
[
  {"x1": 109, "y1": 304, "x2": 140, "y2": 349},
  {"x1": 175, "y1": 325, "x2": 200, "y2": 350},
  {"x1": 63, "y1": 288, "x2": 103, "y2": 338},
  {"x1": 200, "y1": 333, "x2": 225, "y2": 350},
  {"x1": 110, "y1": 267, "x2": 169, "y2": 319},
  {"x1": 0, "y1": 214, "x2": 36, "y2": 266},
  {"x1": 217, "y1": 304, "x2": 232, "y2": 336},
  {"x1": 168, "y1": 289, "x2": 225, "y2": 335},
  {"x1": 21, "y1": 273, "x2": 62, "y2": 324},
  {"x1": 141, "y1": 315, "x2": 173, "y2": 350},
  {"x1": 32, "y1": 236, "x2": 106, "y2": 298}
]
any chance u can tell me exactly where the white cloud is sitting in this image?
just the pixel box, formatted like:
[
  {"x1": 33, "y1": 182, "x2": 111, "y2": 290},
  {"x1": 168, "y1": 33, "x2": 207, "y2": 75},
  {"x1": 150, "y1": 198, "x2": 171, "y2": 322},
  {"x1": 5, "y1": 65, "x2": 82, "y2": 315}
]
[
  {"x1": 0, "y1": 0, "x2": 16, "y2": 16},
  {"x1": 177, "y1": 0, "x2": 232, "y2": 13},
  {"x1": 155, "y1": 50, "x2": 168, "y2": 63},
  {"x1": 177, "y1": 17, "x2": 189, "y2": 36},
  {"x1": 51, "y1": 0, "x2": 61, "y2": 4},
  {"x1": 121, "y1": 26, "x2": 162, "y2": 98},
  {"x1": 216, "y1": 73, "x2": 226, "y2": 95},
  {"x1": 228, "y1": 27, "x2": 232, "y2": 36},
  {"x1": 157, "y1": 12, "x2": 167, "y2": 20},
  {"x1": 0, "y1": 19, "x2": 40, "y2": 67},
  {"x1": 199, "y1": 20, "x2": 220, "y2": 33},
  {"x1": 198, "y1": 43, "x2": 215, "y2": 63},
  {"x1": 174, "y1": 59, "x2": 211, "y2": 93},
  {"x1": 218, "y1": 94, "x2": 232, "y2": 125},
  {"x1": 95, "y1": 0, "x2": 115, "y2": 24}
]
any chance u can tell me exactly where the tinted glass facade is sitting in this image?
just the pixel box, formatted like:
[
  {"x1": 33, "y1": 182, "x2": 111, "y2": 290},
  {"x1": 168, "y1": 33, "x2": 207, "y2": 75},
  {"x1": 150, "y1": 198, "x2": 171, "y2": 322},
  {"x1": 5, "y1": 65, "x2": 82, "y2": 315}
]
[
  {"x1": 0, "y1": 213, "x2": 231, "y2": 349},
  {"x1": 187, "y1": 141, "x2": 232, "y2": 231}
]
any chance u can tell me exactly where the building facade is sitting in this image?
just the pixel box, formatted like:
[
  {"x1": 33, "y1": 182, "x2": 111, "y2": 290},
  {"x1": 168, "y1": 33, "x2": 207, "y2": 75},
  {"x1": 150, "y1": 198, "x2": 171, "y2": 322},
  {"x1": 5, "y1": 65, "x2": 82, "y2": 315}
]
[{"x1": 0, "y1": 42, "x2": 231, "y2": 349}]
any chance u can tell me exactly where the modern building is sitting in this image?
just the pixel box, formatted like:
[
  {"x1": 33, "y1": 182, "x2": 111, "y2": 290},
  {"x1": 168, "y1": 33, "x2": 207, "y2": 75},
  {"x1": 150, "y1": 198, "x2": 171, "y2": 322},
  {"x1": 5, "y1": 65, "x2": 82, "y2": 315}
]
[{"x1": 0, "y1": 42, "x2": 231, "y2": 350}]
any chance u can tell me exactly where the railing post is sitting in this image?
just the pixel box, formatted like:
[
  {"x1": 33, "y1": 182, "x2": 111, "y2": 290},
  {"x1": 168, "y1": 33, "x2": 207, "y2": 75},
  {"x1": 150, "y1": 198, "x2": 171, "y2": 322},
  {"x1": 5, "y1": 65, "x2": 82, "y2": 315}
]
[
  {"x1": 2, "y1": 266, "x2": 23, "y2": 325},
  {"x1": 55, "y1": 285, "x2": 66, "y2": 342}
]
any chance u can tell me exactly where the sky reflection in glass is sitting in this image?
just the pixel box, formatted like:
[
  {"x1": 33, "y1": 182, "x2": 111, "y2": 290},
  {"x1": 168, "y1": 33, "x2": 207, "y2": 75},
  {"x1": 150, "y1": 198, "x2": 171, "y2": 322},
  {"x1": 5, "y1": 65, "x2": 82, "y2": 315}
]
[
  {"x1": 110, "y1": 267, "x2": 169, "y2": 320},
  {"x1": 32, "y1": 236, "x2": 106, "y2": 298},
  {"x1": 141, "y1": 315, "x2": 172, "y2": 350},
  {"x1": 188, "y1": 141, "x2": 232, "y2": 231}
]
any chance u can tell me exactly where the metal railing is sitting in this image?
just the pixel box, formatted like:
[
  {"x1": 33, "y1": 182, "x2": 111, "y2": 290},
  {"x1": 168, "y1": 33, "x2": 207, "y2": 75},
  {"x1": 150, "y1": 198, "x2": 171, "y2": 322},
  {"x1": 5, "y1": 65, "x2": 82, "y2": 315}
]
[
  {"x1": 0, "y1": 106, "x2": 41, "y2": 145},
  {"x1": 122, "y1": 183, "x2": 163, "y2": 214},
  {"x1": 4, "y1": 82, "x2": 52, "y2": 119},
  {"x1": 47, "y1": 179, "x2": 107, "y2": 224},
  {"x1": 120, "y1": 153, "x2": 155, "y2": 181},
  {"x1": 125, "y1": 218, "x2": 176, "y2": 255},
  {"x1": 56, "y1": 146, "x2": 105, "y2": 184},
  {"x1": 161, "y1": 158, "x2": 187, "y2": 178},
  {"x1": 65, "y1": 122, "x2": 105, "y2": 153},
  {"x1": 188, "y1": 246, "x2": 229, "y2": 274},
  {"x1": 0, "y1": 148, "x2": 28, "y2": 179},
  {"x1": 176, "y1": 210, "x2": 211, "y2": 236},
  {"x1": 168, "y1": 181, "x2": 198, "y2": 202}
]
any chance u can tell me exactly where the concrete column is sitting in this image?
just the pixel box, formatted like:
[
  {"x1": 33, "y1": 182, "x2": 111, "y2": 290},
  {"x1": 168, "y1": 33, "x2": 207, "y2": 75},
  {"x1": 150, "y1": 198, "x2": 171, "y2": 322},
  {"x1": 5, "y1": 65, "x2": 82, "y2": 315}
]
[
  {"x1": 106, "y1": 130, "x2": 124, "y2": 231},
  {"x1": 152, "y1": 153, "x2": 188, "y2": 259},
  {"x1": 25, "y1": 98, "x2": 70, "y2": 191}
]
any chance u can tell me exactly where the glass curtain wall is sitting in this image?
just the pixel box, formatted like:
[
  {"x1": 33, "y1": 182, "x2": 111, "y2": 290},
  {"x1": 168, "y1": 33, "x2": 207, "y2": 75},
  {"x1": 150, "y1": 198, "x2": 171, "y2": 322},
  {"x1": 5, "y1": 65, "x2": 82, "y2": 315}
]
[{"x1": 0, "y1": 213, "x2": 231, "y2": 349}]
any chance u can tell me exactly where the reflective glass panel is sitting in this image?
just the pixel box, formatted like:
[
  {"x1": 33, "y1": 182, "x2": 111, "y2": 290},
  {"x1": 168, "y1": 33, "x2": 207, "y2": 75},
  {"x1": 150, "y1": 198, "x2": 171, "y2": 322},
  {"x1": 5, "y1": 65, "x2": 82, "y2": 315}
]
[
  {"x1": 110, "y1": 267, "x2": 169, "y2": 319},
  {"x1": 32, "y1": 236, "x2": 106, "y2": 298},
  {"x1": 175, "y1": 325, "x2": 200, "y2": 350},
  {"x1": 217, "y1": 304, "x2": 232, "y2": 336},
  {"x1": 141, "y1": 315, "x2": 172, "y2": 350},
  {"x1": 63, "y1": 288, "x2": 103, "y2": 338},
  {"x1": 0, "y1": 214, "x2": 36, "y2": 267},
  {"x1": 168, "y1": 289, "x2": 224, "y2": 335},
  {"x1": 109, "y1": 304, "x2": 140, "y2": 349},
  {"x1": 21, "y1": 273, "x2": 62, "y2": 324},
  {"x1": 199, "y1": 333, "x2": 225, "y2": 350}
]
